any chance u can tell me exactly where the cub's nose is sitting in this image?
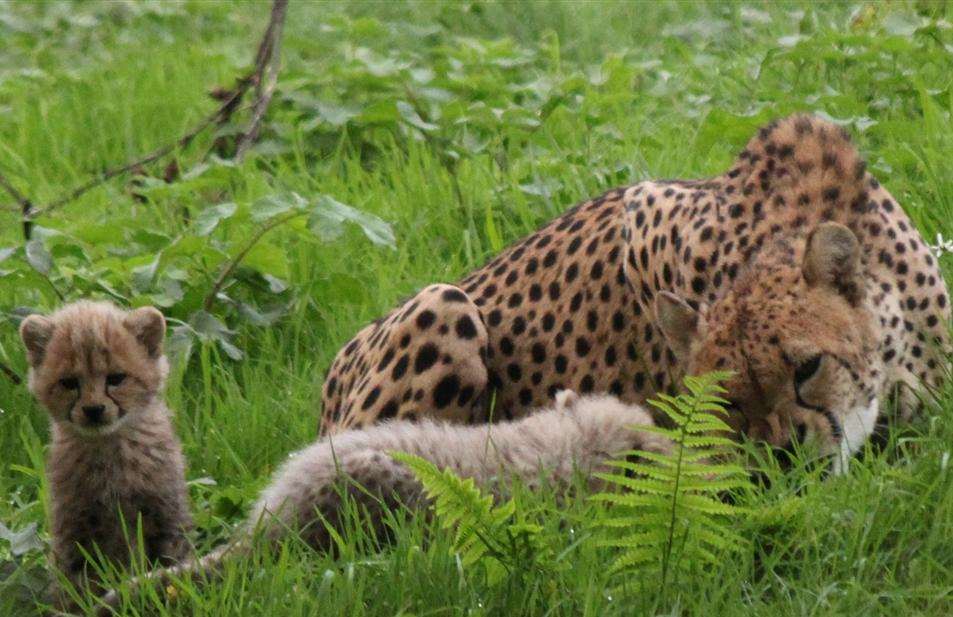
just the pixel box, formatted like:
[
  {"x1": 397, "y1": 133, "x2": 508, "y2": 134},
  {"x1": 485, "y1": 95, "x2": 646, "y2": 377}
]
[{"x1": 82, "y1": 405, "x2": 105, "y2": 423}]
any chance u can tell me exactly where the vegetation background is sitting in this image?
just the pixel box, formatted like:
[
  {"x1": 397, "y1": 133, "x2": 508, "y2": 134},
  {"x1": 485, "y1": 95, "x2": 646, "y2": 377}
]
[{"x1": 1, "y1": 1, "x2": 951, "y2": 614}]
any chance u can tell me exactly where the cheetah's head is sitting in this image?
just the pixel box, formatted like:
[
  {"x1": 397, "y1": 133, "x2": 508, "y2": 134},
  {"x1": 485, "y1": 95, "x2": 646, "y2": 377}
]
[
  {"x1": 20, "y1": 301, "x2": 169, "y2": 436},
  {"x1": 656, "y1": 222, "x2": 884, "y2": 473}
]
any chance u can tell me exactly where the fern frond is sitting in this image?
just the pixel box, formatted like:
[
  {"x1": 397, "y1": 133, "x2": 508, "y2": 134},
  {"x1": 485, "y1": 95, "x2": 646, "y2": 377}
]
[
  {"x1": 390, "y1": 451, "x2": 551, "y2": 585},
  {"x1": 590, "y1": 371, "x2": 752, "y2": 587},
  {"x1": 672, "y1": 477, "x2": 753, "y2": 492},
  {"x1": 609, "y1": 547, "x2": 658, "y2": 571},
  {"x1": 390, "y1": 452, "x2": 503, "y2": 567},
  {"x1": 597, "y1": 512, "x2": 673, "y2": 528},
  {"x1": 623, "y1": 423, "x2": 682, "y2": 440},
  {"x1": 589, "y1": 491, "x2": 664, "y2": 508},
  {"x1": 594, "y1": 473, "x2": 686, "y2": 496},
  {"x1": 682, "y1": 434, "x2": 738, "y2": 448},
  {"x1": 602, "y1": 459, "x2": 677, "y2": 481}
]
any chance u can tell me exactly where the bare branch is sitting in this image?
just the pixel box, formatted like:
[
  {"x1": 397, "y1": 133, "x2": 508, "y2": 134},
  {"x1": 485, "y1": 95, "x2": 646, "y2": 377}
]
[
  {"x1": 0, "y1": 0, "x2": 290, "y2": 230},
  {"x1": 0, "y1": 170, "x2": 36, "y2": 238},
  {"x1": 0, "y1": 171, "x2": 29, "y2": 210},
  {"x1": 0, "y1": 360, "x2": 22, "y2": 385},
  {"x1": 235, "y1": 0, "x2": 289, "y2": 161},
  {"x1": 33, "y1": 83, "x2": 251, "y2": 220}
]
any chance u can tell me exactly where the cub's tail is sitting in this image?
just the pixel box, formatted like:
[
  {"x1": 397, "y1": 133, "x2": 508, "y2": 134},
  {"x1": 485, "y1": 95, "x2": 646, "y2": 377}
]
[{"x1": 95, "y1": 541, "x2": 246, "y2": 616}]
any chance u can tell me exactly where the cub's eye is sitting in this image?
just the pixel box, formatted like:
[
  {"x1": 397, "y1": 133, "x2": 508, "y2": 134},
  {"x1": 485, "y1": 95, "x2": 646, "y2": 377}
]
[
  {"x1": 59, "y1": 377, "x2": 80, "y2": 390},
  {"x1": 794, "y1": 355, "x2": 822, "y2": 386},
  {"x1": 105, "y1": 373, "x2": 127, "y2": 387}
]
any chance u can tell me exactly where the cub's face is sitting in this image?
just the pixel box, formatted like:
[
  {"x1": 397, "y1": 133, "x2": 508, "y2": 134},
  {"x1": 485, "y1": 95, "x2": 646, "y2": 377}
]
[
  {"x1": 658, "y1": 223, "x2": 884, "y2": 472},
  {"x1": 20, "y1": 302, "x2": 168, "y2": 435}
]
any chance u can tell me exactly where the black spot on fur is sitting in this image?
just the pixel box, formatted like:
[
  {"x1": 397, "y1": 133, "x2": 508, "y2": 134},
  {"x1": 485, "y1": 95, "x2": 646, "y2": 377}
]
[
  {"x1": 433, "y1": 375, "x2": 461, "y2": 409},
  {"x1": 414, "y1": 344, "x2": 439, "y2": 373},
  {"x1": 455, "y1": 315, "x2": 478, "y2": 339},
  {"x1": 442, "y1": 288, "x2": 468, "y2": 303},
  {"x1": 416, "y1": 310, "x2": 436, "y2": 330}
]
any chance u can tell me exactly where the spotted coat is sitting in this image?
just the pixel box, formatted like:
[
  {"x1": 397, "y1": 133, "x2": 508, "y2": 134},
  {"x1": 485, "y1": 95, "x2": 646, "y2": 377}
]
[{"x1": 320, "y1": 115, "x2": 949, "y2": 453}]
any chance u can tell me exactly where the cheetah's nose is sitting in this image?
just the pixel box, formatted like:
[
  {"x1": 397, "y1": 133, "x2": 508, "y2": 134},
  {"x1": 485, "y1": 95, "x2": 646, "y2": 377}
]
[{"x1": 82, "y1": 405, "x2": 105, "y2": 423}]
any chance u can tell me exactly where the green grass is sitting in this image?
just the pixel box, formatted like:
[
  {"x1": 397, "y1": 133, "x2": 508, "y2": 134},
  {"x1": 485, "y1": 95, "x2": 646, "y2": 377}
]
[{"x1": 1, "y1": 0, "x2": 952, "y2": 614}]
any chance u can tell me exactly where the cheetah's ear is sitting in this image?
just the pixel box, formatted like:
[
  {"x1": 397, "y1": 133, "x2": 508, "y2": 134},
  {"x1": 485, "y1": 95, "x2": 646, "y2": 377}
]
[
  {"x1": 123, "y1": 306, "x2": 166, "y2": 358},
  {"x1": 656, "y1": 291, "x2": 703, "y2": 359},
  {"x1": 19, "y1": 314, "x2": 54, "y2": 367},
  {"x1": 802, "y1": 222, "x2": 864, "y2": 306}
]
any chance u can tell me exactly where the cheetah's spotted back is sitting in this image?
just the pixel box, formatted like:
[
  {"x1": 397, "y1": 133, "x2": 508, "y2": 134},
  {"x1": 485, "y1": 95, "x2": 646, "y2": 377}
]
[{"x1": 321, "y1": 114, "x2": 949, "y2": 461}]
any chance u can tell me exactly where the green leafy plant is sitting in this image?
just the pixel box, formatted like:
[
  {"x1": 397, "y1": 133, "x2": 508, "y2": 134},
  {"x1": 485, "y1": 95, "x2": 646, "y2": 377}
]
[
  {"x1": 590, "y1": 371, "x2": 751, "y2": 588},
  {"x1": 389, "y1": 451, "x2": 551, "y2": 585},
  {"x1": 0, "y1": 188, "x2": 394, "y2": 365}
]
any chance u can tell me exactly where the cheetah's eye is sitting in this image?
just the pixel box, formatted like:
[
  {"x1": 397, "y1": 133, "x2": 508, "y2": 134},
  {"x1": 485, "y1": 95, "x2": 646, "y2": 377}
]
[
  {"x1": 794, "y1": 355, "x2": 822, "y2": 386},
  {"x1": 106, "y1": 373, "x2": 127, "y2": 387},
  {"x1": 59, "y1": 376, "x2": 80, "y2": 390}
]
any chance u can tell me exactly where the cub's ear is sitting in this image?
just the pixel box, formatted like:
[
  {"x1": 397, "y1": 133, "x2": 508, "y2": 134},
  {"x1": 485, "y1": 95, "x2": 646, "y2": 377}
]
[
  {"x1": 802, "y1": 222, "x2": 863, "y2": 305},
  {"x1": 554, "y1": 389, "x2": 580, "y2": 411},
  {"x1": 19, "y1": 315, "x2": 54, "y2": 367},
  {"x1": 655, "y1": 291, "x2": 703, "y2": 359},
  {"x1": 123, "y1": 306, "x2": 166, "y2": 358}
]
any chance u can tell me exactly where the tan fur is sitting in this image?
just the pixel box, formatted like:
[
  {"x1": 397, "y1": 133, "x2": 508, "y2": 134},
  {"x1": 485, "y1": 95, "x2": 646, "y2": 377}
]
[
  {"x1": 20, "y1": 301, "x2": 191, "y2": 605},
  {"x1": 321, "y1": 114, "x2": 949, "y2": 470},
  {"x1": 99, "y1": 393, "x2": 666, "y2": 609},
  {"x1": 657, "y1": 225, "x2": 884, "y2": 472}
]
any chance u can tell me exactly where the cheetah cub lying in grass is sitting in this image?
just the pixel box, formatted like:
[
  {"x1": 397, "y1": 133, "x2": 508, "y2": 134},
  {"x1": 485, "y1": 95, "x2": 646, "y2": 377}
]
[
  {"x1": 99, "y1": 391, "x2": 668, "y2": 609},
  {"x1": 19, "y1": 301, "x2": 191, "y2": 606}
]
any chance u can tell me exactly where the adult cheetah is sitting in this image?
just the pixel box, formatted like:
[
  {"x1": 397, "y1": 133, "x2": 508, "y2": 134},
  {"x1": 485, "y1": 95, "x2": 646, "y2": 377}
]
[{"x1": 321, "y1": 114, "x2": 950, "y2": 463}]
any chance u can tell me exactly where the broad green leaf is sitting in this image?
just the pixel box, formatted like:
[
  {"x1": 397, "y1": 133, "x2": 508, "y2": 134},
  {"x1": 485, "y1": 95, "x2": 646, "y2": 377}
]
[
  {"x1": 397, "y1": 101, "x2": 438, "y2": 132},
  {"x1": 358, "y1": 100, "x2": 400, "y2": 124},
  {"x1": 189, "y1": 310, "x2": 234, "y2": 341},
  {"x1": 308, "y1": 195, "x2": 396, "y2": 248},
  {"x1": 131, "y1": 256, "x2": 160, "y2": 291},
  {"x1": 217, "y1": 338, "x2": 244, "y2": 361},
  {"x1": 310, "y1": 101, "x2": 361, "y2": 129},
  {"x1": 243, "y1": 240, "x2": 291, "y2": 279},
  {"x1": 166, "y1": 325, "x2": 195, "y2": 365},
  {"x1": 237, "y1": 301, "x2": 284, "y2": 326},
  {"x1": 262, "y1": 273, "x2": 288, "y2": 294},
  {"x1": 24, "y1": 239, "x2": 51, "y2": 275},
  {"x1": 152, "y1": 277, "x2": 184, "y2": 308},
  {"x1": 251, "y1": 192, "x2": 306, "y2": 222},
  {"x1": 194, "y1": 202, "x2": 238, "y2": 236},
  {"x1": 0, "y1": 521, "x2": 43, "y2": 556}
]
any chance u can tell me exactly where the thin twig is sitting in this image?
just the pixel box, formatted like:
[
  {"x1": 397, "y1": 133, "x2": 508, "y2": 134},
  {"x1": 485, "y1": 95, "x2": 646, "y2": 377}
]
[
  {"x1": 0, "y1": 0, "x2": 289, "y2": 230},
  {"x1": 202, "y1": 209, "x2": 302, "y2": 311},
  {"x1": 0, "y1": 360, "x2": 22, "y2": 385},
  {"x1": 0, "y1": 170, "x2": 36, "y2": 238},
  {"x1": 235, "y1": 0, "x2": 289, "y2": 161},
  {"x1": 32, "y1": 84, "x2": 251, "y2": 220},
  {"x1": 0, "y1": 171, "x2": 30, "y2": 211}
]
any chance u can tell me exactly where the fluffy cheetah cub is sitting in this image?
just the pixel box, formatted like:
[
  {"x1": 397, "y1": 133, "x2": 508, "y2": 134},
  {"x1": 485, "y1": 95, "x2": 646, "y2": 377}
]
[
  {"x1": 19, "y1": 301, "x2": 191, "y2": 604},
  {"x1": 100, "y1": 392, "x2": 667, "y2": 608}
]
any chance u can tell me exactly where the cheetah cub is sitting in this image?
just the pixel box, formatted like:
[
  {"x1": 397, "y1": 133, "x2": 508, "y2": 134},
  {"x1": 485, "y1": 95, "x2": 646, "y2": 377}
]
[
  {"x1": 100, "y1": 391, "x2": 667, "y2": 608},
  {"x1": 19, "y1": 301, "x2": 191, "y2": 603}
]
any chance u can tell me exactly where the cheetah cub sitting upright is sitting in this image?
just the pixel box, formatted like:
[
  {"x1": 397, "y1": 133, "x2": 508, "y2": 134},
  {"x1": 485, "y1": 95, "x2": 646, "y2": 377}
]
[
  {"x1": 99, "y1": 391, "x2": 668, "y2": 608},
  {"x1": 19, "y1": 301, "x2": 192, "y2": 604}
]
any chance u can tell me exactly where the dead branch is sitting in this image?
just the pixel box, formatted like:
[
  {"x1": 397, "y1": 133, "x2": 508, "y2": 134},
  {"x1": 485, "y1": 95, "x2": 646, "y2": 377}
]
[
  {"x1": 235, "y1": 0, "x2": 289, "y2": 161},
  {"x1": 33, "y1": 84, "x2": 250, "y2": 220},
  {"x1": 0, "y1": 171, "x2": 35, "y2": 238},
  {"x1": 0, "y1": 360, "x2": 22, "y2": 385},
  {"x1": 0, "y1": 0, "x2": 290, "y2": 237}
]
